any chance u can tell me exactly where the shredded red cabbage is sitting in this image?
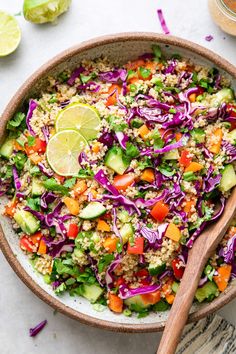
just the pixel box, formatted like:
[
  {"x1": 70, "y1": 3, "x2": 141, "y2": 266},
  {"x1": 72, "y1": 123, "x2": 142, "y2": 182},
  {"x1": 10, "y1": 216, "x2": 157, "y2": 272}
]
[
  {"x1": 219, "y1": 234, "x2": 236, "y2": 264},
  {"x1": 205, "y1": 35, "x2": 214, "y2": 42},
  {"x1": 12, "y1": 166, "x2": 21, "y2": 190},
  {"x1": 119, "y1": 283, "x2": 161, "y2": 299},
  {"x1": 98, "y1": 131, "x2": 114, "y2": 148},
  {"x1": 115, "y1": 132, "x2": 128, "y2": 150},
  {"x1": 99, "y1": 69, "x2": 127, "y2": 83},
  {"x1": 157, "y1": 9, "x2": 170, "y2": 35},
  {"x1": 26, "y1": 99, "x2": 38, "y2": 136},
  {"x1": 141, "y1": 134, "x2": 189, "y2": 156},
  {"x1": 67, "y1": 66, "x2": 84, "y2": 86},
  {"x1": 38, "y1": 163, "x2": 53, "y2": 177},
  {"x1": 105, "y1": 255, "x2": 122, "y2": 290},
  {"x1": 29, "y1": 319, "x2": 47, "y2": 337}
]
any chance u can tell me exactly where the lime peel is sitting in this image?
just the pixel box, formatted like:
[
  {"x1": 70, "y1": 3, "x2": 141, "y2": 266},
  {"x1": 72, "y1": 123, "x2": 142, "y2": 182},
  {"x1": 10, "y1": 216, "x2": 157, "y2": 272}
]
[
  {"x1": 56, "y1": 102, "x2": 101, "y2": 140},
  {"x1": 0, "y1": 11, "x2": 21, "y2": 57},
  {"x1": 23, "y1": 0, "x2": 72, "y2": 24},
  {"x1": 46, "y1": 129, "x2": 88, "y2": 176}
]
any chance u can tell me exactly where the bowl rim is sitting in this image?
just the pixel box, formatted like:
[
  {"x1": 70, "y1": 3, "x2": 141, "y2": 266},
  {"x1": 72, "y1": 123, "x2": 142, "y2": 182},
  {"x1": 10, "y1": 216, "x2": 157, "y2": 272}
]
[{"x1": 1, "y1": 32, "x2": 236, "y2": 333}]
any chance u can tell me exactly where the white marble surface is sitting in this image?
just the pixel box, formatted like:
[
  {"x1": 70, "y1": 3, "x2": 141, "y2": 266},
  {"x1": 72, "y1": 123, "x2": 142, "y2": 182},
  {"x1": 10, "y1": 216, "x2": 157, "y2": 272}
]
[{"x1": 1, "y1": 0, "x2": 236, "y2": 353}]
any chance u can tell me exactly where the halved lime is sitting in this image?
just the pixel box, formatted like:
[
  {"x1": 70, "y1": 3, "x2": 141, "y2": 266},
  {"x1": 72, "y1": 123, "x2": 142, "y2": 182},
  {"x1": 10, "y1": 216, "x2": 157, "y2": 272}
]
[
  {"x1": 46, "y1": 130, "x2": 88, "y2": 176},
  {"x1": 0, "y1": 11, "x2": 21, "y2": 57},
  {"x1": 55, "y1": 103, "x2": 101, "y2": 140},
  {"x1": 23, "y1": 0, "x2": 71, "y2": 24}
]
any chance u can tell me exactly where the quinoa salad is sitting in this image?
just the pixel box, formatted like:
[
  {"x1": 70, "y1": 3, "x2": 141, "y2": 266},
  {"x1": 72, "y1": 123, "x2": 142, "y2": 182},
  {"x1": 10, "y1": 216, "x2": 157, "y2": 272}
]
[{"x1": 1, "y1": 45, "x2": 236, "y2": 317}]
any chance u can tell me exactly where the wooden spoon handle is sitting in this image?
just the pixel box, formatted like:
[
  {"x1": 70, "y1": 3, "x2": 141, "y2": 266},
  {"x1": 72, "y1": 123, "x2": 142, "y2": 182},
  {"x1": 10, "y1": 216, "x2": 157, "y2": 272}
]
[{"x1": 157, "y1": 242, "x2": 208, "y2": 354}]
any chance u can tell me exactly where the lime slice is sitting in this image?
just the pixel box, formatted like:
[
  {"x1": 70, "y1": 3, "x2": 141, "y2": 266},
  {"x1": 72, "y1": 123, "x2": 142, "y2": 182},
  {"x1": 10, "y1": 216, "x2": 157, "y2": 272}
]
[
  {"x1": 0, "y1": 11, "x2": 21, "y2": 57},
  {"x1": 46, "y1": 130, "x2": 88, "y2": 176},
  {"x1": 23, "y1": 0, "x2": 71, "y2": 24},
  {"x1": 56, "y1": 103, "x2": 101, "y2": 140}
]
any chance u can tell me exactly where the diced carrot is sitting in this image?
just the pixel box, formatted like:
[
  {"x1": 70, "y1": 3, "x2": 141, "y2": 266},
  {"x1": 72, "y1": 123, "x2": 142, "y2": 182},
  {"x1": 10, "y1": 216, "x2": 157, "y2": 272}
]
[
  {"x1": 209, "y1": 128, "x2": 223, "y2": 154},
  {"x1": 162, "y1": 279, "x2": 173, "y2": 296},
  {"x1": 63, "y1": 197, "x2": 80, "y2": 215},
  {"x1": 165, "y1": 223, "x2": 181, "y2": 242},
  {"x1": 4, "y1": 199, "x2": 18, "y2": 218},
  {"x1": 14, "y1": 140, "x2": 24, "y2": 151},
  {"x1": 92, "y1": 142, "x2": 100, "y2": 153},
  {"x1": 108, "y1": 293, "x2": 123, "y2": 313},
  {"x1": 128, "y1": 77, "x2": 140, "y2": 85},
  {"x1": 138, "y1": 124, "x2": 150, "y2": 140},
  {"x1": 141, "y1": 289, "x2": 161, "y2": 305},
  {"x1": 189, "y1": 93, "x2": 196, "y2": 103},
  {"x1": 97, "y1": 219, "x2": 111, "y2": 232},
  {"x1": 183, "y1": 199, "x2": 197, "y2": 215},
  {"x1": 145, "y1": 61, "x2": 158, "y2": 72},
  {"x1": 37, "y1": 239, "x2": 47, "y2": 255},
  {"x1": 213, "y1": 264, "x2": 232, "y2": 292},
  {"x1": 125, "y1": 59, "x2": 146, "y2": 70},
  {"x1": 73, "y1": 180, "x2": 87, "y2": 197},
  {"x1": 103, "y1": 237, "x2": 118, "y2": 253},
  {"x1": 185, "y1": 162, "x2": 204, "y2": 172},
  {"x1": 30, "y1": 232, "x2": 42, "y2": 245},
  {"x1": 140, "y1": 168, "x2": 155, "y2": 183},
  {"x1": 28, "y1": 153, "x2": 42, "y2": 165},
  {"x1": 90, "y1": 189, "x2": 98, "y2": 199},
  {"x1": 105, "y1": 84, "x2": 122, "y2": 107},
  {"x1": 175, "y1": 132, "x2": 182, "y2": 142},
  {"x1": 166, "y1": 294, "x2": 175, "y2": 304}
]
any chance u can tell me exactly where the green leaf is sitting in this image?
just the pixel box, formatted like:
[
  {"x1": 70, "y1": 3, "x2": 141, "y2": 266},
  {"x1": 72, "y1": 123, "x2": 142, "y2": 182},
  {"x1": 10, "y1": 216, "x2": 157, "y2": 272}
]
[
  {"x1": 152, "y1": 300, "x2": 170, "y2": 311},
  {"x1": 116, "y1": 242, "x2": 123, "y2": 253},
  {"x1": 76, "y1": 168, "x2": 94, "y2": 179},
  {"x1": 204, "y1": 264, "x2": 215, "y2": 282},
  {"x1": 98, "y1": 254, "x2": 114, "y2": 273},
  {"x1": 44, "y1": 178, "x2": 69, "y2": 195},
  {"x1": 7, "y1": 112, "x2": 26, "y2": 132},
  {"x1": 29, "y1": 166, "x2": 40, "y2": 176},
  {"x1": 125, "y1": 142, "x2": 139, "y2": 158},
  {"x1": 63, "y1": 177, "x2": 76, "y2": 188},
  {"x1": 13, "y1": 152, "x2": 27, "y2": 171},
  {"x1": 137, "y1": 156, "x2": 153, "y2": 170},
  {"x1": 27, "y1": 136, "x2": 36, "y2": 147},
  {"x1": 80, "y1": 73, "x2": 97, "y2": 84},
  {"x1": 152, "y1": 44, "x2": 162, "y2": 59},
  {"x1": 159, "y1": 163, "x2": 176, "y2": 177},
  {"x1": 139, "y1": 67, "x2": 151, "y2": 79},
  {"x1": 130, "y1": 118, "x2": 144, "y2": 128},
  {"x1": 27, "y1": 197, "x2": 41, "y2": 211}
]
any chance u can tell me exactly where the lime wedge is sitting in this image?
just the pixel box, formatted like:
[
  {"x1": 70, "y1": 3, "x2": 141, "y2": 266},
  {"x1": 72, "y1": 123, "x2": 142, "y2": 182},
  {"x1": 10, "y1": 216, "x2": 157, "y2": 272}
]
[
  {"x1": 56, "y1": 103, "x2": 101, "y2": 140},
  {"x1": 23, "y1": 0, "x2": 71, "y2": 24},
  {"x1": 46, "y1": 130, "x2": 88, "y2": 176},
  {"x1": 0, "y1": 11, "x2": 21, "y2": 57}
]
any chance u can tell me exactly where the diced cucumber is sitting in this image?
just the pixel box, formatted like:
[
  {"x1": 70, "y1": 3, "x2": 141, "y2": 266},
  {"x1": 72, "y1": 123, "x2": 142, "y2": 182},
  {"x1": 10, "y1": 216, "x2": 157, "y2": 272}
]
[
  {"x1": 117, "y1": 210, "x2": 130, "y2": 223},
  {"x1": 124, "y1": 295, "x2": 150, "y2": 309},
  {"x1": 211, "y1": 88, "x2": 234, "y2": 107},
  {"x1": 148, "y1": 263, "x2": 166, "y2": 276},
  {"x1": 0, "y1": 139, "x2": 14, "y2": 159},
  {"x1": 195, "y1": 281, "x2": 218, "y2": 303},
  {"x1": 104, "y1": 146, "x2": 129, "y2": 175},
  {"x1": 190, "y1": 128, "x2": 205, "y2": 143},
  {"x1": 14, "y1": 210, "x2": 40, "y2": 235},
  {"x1": 172, "y1": 281, "x2": 180, "y2": 293},
  {"x1": 163, "y1": 149, "x2": 179, "y2": 160},
  {"x1": 79, "y1": 202, "x2": 107, "y2": 220},
  {"x1": 81, "y1": 283, "x2": 103, "y2": 303},
  {"x1": 32, "y1": 177, "x2": 45, "y2": 196},
  {"x1": 219, "y1": 164, "x2": 236, "y2": 192},
  {"x1": 120, "y1": 223, "x2": 134, "y2": 244},
  {"x1": 228, "y1": 129, "x2": 236, "y2": 144}
]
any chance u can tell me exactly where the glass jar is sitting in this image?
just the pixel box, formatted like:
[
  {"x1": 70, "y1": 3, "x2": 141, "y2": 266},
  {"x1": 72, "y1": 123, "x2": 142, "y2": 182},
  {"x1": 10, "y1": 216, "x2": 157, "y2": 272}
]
[{"x1": 208, "y1": 0, "x2": 236, "y2": 36}]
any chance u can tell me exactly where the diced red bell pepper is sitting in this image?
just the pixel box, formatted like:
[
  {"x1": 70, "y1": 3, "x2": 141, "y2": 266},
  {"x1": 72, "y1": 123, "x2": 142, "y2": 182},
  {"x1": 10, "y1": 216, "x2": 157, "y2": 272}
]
[
  {"x1": 67, "y1": 223, "x2": 79, "y2": 239},
  {"x1": 150, "y1": 201, "x2": 169, "y2": 222},
  {"x1": 171, "y1": 258, "x2": 185, "y2": 280},
  {"x1": 115, "y1": 277, "x2": 126, "y2": 287},
  {"x1": 127, "y1": 237, "x2": 144, "y2": 255},
  {"x1": 179, "y1": 150, "x2": 192, "y2": 167},
  {"x1": 113, "y1": 173, "x2": 135, "y2": 192},
  {"x1": 20, "y1": 236, "x2": 35, "y2": 253},
  {"x1": 135, "y1": 269, "x2": 149, "y2": 278},
  {"x1": 25, "y1": 137, "x2": 47, "y2": 155}
]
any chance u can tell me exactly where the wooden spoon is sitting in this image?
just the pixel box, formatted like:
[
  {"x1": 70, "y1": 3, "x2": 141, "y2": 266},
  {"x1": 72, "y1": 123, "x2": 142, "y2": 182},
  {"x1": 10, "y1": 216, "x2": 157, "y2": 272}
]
[{"x1": 157, "y1": 187, "x2": 236, "y2": 354}]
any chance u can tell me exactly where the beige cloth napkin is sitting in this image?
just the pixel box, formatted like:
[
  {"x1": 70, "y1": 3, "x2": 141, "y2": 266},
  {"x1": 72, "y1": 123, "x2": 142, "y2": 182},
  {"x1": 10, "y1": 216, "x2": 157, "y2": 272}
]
[{"x1": 176, "y1": 314, "x2": 236, "y2": 354}]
